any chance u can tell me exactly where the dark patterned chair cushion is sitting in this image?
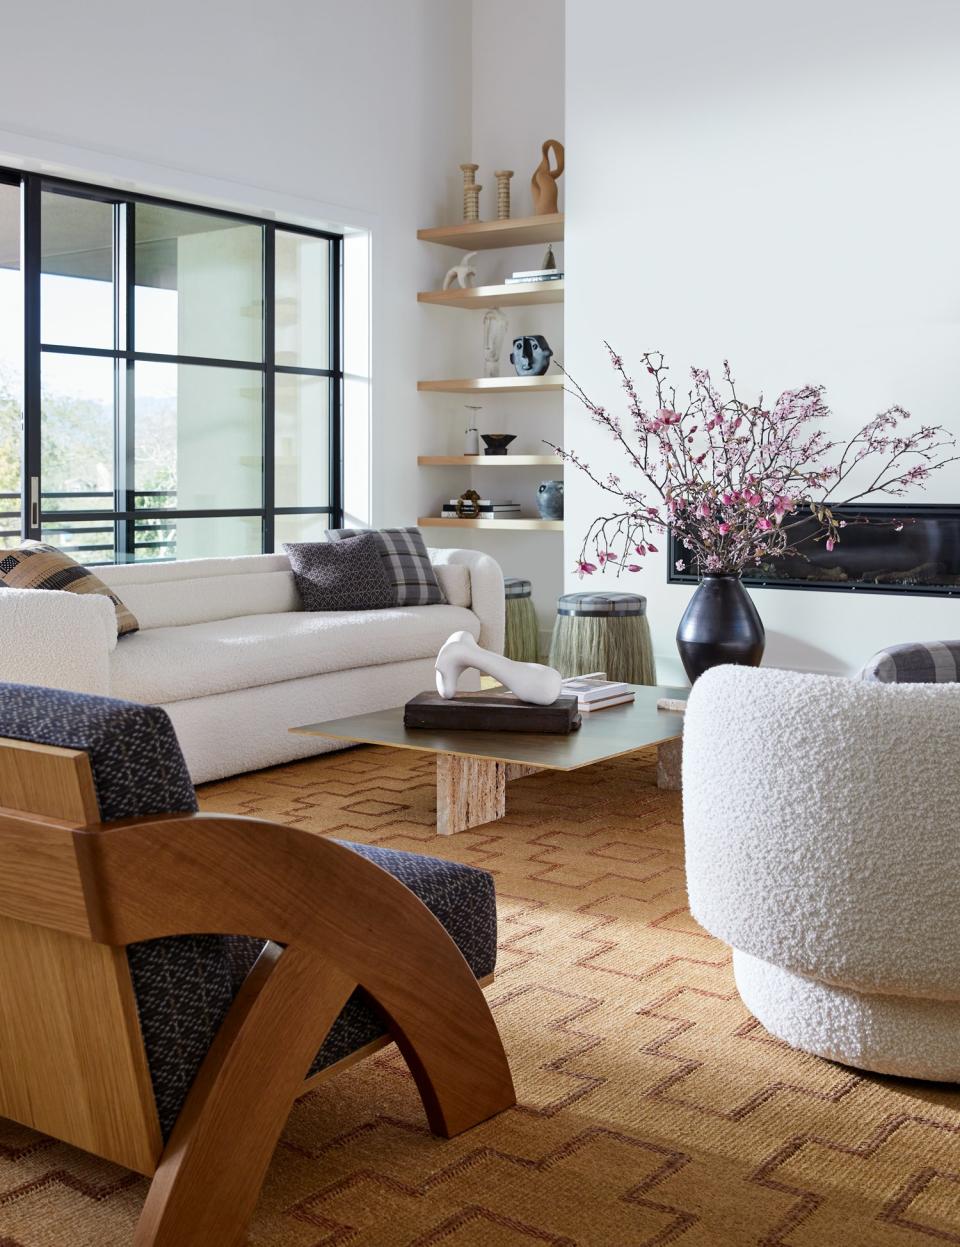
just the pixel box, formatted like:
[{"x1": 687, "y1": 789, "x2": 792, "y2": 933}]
[
  {"x1": 0, "y1": 684, "x2": 498, "y2": 1140},
  {"x1": 284, "y1": 532, "x2": 395, "y2": 611},
  {"x1": 325, "y1": 526, "x2": 446, "y2": 606},
  {"x1": 861, "y1": 640, "x2": 960, "y2": 684}
]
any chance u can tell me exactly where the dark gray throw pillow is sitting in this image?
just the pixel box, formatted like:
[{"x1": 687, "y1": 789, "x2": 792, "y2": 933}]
[
  {"x1": 325, "y1": 526, "x2": 446, "y2": 606},
  {"x1": 284, "y1": 533, "x2": 395, "y2": 611}
]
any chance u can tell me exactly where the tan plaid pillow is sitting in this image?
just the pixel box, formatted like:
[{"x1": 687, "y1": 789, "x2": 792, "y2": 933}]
[{"x1": 0, "y1": 542, "x2": 139, "y2": 637}]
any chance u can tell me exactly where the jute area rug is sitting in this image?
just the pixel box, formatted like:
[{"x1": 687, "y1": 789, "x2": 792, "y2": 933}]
[{"x1": 0, "y1": 744, "x2": 957, "y2": 1246}]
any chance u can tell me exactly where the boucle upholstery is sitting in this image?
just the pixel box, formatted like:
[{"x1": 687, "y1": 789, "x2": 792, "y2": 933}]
[
  {"x1": 683, "y1": 664, "x2": 960, "y2": 1079},
  {"x1": 0, "y1": 587, "x2": 116, "y2": 694},
  {"x1": 0, "y1": 683, "x2": 499, "y2": 1139}
]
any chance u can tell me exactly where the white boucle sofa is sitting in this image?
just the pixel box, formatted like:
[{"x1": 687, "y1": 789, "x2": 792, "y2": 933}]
[
  {"x1": 683, "y1": 665, "x2": 960, "y2": 1081},
  {"x1": 0, "y1": 547, "x2": 503, "y2": 784}
]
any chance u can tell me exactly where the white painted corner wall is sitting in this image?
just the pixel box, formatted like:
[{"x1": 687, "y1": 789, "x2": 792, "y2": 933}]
[{"x1": 564, "y1": 0, "x2": 960, "y2": 681}]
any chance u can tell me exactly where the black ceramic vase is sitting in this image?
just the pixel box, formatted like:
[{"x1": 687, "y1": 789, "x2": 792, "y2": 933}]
[{"x1": 676, "y1": 573, "x2": 765, "y2": 684}]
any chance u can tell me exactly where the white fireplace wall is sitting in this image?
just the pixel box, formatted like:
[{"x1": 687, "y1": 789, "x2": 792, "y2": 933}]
[{"x1": 564, "y1": 0, "x2": 960, "y2": 680}]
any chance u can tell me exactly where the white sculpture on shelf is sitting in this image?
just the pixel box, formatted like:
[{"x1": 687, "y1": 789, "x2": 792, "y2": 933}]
[
  {"x1": 435, "y1": 630, "x2": 563, "y2": 706},
  {"x1": 442, "y1": 251, "x2": 478, "y2": 291}
]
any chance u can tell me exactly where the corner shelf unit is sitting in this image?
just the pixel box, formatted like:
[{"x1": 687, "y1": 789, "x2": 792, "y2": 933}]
[
  {"x1": 417, "y1": 376, "x2": 563, "y2": 395},
  {"x1": 417, "y1": 211, "x2": 565, "y2": 545},
  {"x1": 417, "y1": 280, "x2": 563, "y2": 309},
  {"x1": 418, "y1": 517, "x2": 562, "y2": 532},
  {"x1": 418, "y1": 454, "x2": 562, "y2": 467}
]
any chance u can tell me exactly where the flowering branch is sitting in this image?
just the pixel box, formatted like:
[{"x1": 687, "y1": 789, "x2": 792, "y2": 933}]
[{"x1": 551, "y1": 346, "x2": 959, "y2": 577}]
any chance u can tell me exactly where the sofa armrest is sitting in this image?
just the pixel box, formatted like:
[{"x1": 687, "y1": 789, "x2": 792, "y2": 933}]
[
  {"x1": 860, "y1": 640, "x2": 960, "y2": 684},
  {"x1": 428, "y1": 548, "x2": 505, "y2": 654},
  {"x1": 0, "y1": 588, "x2": 117, "y2": 695}
]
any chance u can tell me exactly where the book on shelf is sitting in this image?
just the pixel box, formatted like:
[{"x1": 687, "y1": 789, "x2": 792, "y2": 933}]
[
  {"x1": 504, "y1": 272, "x2": 564, "y2": 285},
  {"x1": 510, "y1": 267, "x2": 563, "y2": 279}
]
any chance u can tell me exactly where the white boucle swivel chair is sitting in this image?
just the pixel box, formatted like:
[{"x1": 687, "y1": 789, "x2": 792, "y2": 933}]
[{"x1": 683, "y1": 663, "x2": 960, "y2": 1081}]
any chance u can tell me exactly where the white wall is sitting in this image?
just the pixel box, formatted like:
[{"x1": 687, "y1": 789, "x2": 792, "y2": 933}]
[
  {"x1": 0, "y1": 0, "x2": 473, "y2": 533},
  {"x1": 565, "y1": 0, "x2": 960, "y2": 680},
  {"x1": 419, "y1": 0, "x2": 565, "y2": 644}
]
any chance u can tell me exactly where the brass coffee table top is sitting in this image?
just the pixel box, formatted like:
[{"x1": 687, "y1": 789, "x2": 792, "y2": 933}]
[{"x1": 291, "y1": 684, "x2": 688, "y2": 772}]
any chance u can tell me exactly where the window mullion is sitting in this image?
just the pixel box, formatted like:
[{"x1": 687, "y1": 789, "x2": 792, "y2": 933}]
[
  {"x1": 263, "y1": 224, "x2": 276, "y2": 553},
  {"x1": 21, "y1": 176, "x2": 41, "y2": 541}
]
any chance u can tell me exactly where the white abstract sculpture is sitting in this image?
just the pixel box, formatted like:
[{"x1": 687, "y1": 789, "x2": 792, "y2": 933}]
[
  {"x1": 442, "y1": 251, "x2": 478, "y2": 291},
  {"x1": 436, "y1": 630, "x2": 562, "y2": 706}
]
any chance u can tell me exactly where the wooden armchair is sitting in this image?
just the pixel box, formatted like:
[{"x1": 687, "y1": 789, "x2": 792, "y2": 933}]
[{"x1": 0, "y1": 682, "x2": 515, "y2": 1247}]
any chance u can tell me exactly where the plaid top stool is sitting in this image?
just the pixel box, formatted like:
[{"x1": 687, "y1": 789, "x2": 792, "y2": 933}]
[
  {"x1": 504, "y1": 577, "x2": 539, "y2": 663},
  {"x1": 548, "y1": 591, "x2": 656, "y2": 685}
]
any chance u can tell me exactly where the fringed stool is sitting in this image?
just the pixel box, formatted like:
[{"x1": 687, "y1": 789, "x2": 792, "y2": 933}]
[
  {"x1": 504, "y1": 577, "x2": 539, "y2": 662},
  {"x1": 549, "y1": 591, "x2": 656, "y2": 685}
]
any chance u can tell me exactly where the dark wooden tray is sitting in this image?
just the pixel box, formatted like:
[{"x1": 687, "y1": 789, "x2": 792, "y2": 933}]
[{"x1": 404, "y1": 691, "x2": 581, "y2": 734}]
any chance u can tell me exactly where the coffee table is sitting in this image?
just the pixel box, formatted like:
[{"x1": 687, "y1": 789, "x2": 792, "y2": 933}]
[{"x1": 292, "y1": 683, "x2": 687, "y2": 836}]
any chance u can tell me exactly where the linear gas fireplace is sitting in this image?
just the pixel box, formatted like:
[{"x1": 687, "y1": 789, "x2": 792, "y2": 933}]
[{"x1": 668, "y1": 504, "x2": 960, "y2": 597}]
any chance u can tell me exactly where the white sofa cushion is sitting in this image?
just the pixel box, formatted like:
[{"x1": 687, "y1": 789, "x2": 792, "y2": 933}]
[{"x1": 110, "y1": 603, "x2": 480, "y2": 704}]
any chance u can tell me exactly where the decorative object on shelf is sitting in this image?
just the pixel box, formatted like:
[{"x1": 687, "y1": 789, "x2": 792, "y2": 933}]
[
  {"x1": 494, "y1": 169, "x2": 513, "y2": 219},
  {"x1": 676, "y1": 574, "x2": 764, "y2": 684},
  {"x1": 542, "y1": 243, "x2": 557, "y2": 270},
  {"x1": 482, "y1": 306, "x2": 508, "y2": 377},
  {"x1": 442, "y1": 251, "x2": 478, "y2": 291},
  {"x1": 530, "y1": 139, "x2": 564, "y2": 214},
  {"x1": 464, "y1": 411, "x2": 481, "y2": 456},
  {"x1": 435, "y1": 629, "x2": 563, "y2": 705},
  {"x1": 549, "y1": 592, "x2": 656, "y2": 686},
  {"x1": 453, "y1": 489, "x2": 482, "y2": 518},
  {"x1": 504, "y1": 577, "x2": 539, "y2": 663},
  {"x1": 441, "y1": 497, "x2": 521, "y2": 519},
  {"x1": 558, "y1": 346, "x2": 958, "y2": 683},
  {"x1": 459, "y1": 162, "x2": 480, "y2": 221},
  {"x1": 504, "y1": 269, "x2": 563, "y2": 286},
  {"x1": 481, "y1": 433, "x2": 516, "y2": 456},
  {"x1": 537, "y1": 479, "x2": 564, "y2": 520},
  {"x1": 510, "y1": 334, "x2": 553, "y2": 377}
]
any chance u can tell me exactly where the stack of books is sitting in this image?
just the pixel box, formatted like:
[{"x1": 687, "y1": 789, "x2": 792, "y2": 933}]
[
  {"x1": 560, "y1": 674, "x2": 635, "y2": 712},
  {"x1": 440, "y1": 498, "x2": 522, "y2": 520},
  {"x1": 504, "y1": 267, "x2": 564, "y2": 286}
]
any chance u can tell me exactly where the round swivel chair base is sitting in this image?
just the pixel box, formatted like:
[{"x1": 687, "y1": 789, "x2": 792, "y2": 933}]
[{"x1": 733, "y1": 949, "x2": 960, "y2": 1082}]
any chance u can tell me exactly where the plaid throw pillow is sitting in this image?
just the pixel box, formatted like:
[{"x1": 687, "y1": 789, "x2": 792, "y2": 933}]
[
  {"x1": 861, "y1": 640, "x2": 960, "y2": 684},
  {"x1": 325, "y1": 527, "x2": 446, "y2": 606},
  {"x1": 284, "y1": 534, "x2": 395, "y2": 611},
  {"x1": 0, "y1": 542, "x2": 138, "y2": 636}
]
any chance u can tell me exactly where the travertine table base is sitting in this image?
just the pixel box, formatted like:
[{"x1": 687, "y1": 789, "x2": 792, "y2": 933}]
[{"x1": 292, "y1": 684, "x2": 688, "y2": 836}]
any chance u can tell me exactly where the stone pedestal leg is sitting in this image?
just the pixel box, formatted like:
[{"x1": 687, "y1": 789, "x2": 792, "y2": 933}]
[
  {"x1": 435, "y1": 757, "x2": 542, "y2": 834},
  {"x1": 656, "y1": 738, "x2": 683, "y2": 791}
]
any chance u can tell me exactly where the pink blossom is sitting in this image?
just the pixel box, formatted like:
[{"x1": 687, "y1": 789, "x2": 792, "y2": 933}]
[
  {"x1": 647, "y1": 543, "x2": 659, "y2": 553},
  {"x1": 675, "y1": 559, "x2": 686, "y2": 572},
  {"x1": 718, "y1": 522, "x2": 730, "y2": 535},
  {"x1": 578, "y1": 561, "x2": 597, "y2": 575},
  {"x1": 756, "y1": 517, "x2": 774, "y2": 532},
  {"x1": 697, "y1": 502, "x2": 711, "y2": 519},
  {"x1": 825, "y1": 538, "x2": 835, "y2": 552},
  {"x1": 627, "y1": 563, "x2": 642, "y2": 572}
]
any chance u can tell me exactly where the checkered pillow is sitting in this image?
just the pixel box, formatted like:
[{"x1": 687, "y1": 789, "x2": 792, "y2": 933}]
[
  {"x1": 325, "y1": 527, "x2": 446, "y2": 606},
  {"x1": 860, "y1": 641, "x2": 960, "y2": 684},
  {"x1": 0, "y1": 541, "x2": 138, "y2": 636}
]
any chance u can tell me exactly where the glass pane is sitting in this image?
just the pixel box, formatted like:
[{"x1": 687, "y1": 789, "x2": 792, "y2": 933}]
[
  {"x1": 275, "y1": 374, "x2": 329, "y2": 507},
  {"x1": 41, "y1": 354, "x2": 114, "y2": 513},
  {"x1": 275, "y1": 231, "x2": 330, "y2": 368},
  {"x1": 134, "y1": 362, "x2": 262, "y2": 510},
  {"x1": 0, "y1": 181, "x2": 22, "y2": 543},
  {"x1": 135, "y1": 204, "x2": 263, "y2": 362},
  {"x1": 41, "y1": 192, "x2": 114, "y2": 349},
  {"x1": 140, "y1": 514, "x2": 261, "y2": 562},
  {"x1": 42, "y1": 517, "x2": 116, "y2": 564},
  {"x1": 273, "y1": 513, "x2": 331, "y2": 549}
]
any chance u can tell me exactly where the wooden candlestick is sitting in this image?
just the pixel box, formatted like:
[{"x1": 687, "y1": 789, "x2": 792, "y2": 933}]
[
  {"x1": 459, "y1": 163, "x2": 479, "y2": 222},
  {"x1": 494, "y1": 170, "x2": 513, "y2": 220}
]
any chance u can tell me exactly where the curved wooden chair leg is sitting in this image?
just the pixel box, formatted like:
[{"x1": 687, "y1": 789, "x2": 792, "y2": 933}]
[{"x1": 134, "y1": 944, "x2": 355, "y2": 1247}]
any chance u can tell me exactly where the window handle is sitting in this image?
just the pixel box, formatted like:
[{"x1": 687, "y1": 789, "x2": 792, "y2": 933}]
[{"x1": 30, "y1": 477, "x2": 39, "y2": 530}]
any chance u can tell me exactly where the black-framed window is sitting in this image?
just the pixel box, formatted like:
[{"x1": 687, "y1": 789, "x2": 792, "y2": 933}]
[{"x1": 0, "y1": 168, "x2": 342, "y2": 563}]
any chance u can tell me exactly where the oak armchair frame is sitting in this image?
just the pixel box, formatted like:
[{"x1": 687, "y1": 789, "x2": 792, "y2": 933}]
[{"x1": 0, "y1": 735, "x2": 515, "y2": 1247}]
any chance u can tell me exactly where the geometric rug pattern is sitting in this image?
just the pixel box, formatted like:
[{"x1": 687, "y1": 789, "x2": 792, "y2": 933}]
[{"x1": 0, "y1": 743, "x2": 958, "y2": 1245}]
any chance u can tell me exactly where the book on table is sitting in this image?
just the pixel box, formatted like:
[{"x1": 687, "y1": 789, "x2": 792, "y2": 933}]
[{"x1": 560, "y1": 675, "x2": 633, "y2": 705}]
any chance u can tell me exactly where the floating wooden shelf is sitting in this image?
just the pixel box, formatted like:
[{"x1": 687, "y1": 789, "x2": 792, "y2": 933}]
[
  {"x1": 418, "y1": 455, "x2": 562, "y2": 467},
  {"x1": 418, "y1": 280, "x2": 563, "y2": 309},
  {"x1": 417, "y1": 376, "x2": 563, "y2": 394},
  {"x1": 418, "y1": 517, "x2": 563, "y2": 532},
  {"x1": 417, "y1": 213, "x2": 563, "y2": 250}
]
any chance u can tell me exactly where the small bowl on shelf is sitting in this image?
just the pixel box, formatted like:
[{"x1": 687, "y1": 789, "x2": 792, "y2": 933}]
[{"x1": 481, "y1": 433, "x2": 516, "y2": 456}]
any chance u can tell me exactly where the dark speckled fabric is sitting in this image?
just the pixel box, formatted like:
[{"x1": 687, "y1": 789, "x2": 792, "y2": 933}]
[{"x1": 0, "y1": 684, "x2": 498, "y2": 1140}]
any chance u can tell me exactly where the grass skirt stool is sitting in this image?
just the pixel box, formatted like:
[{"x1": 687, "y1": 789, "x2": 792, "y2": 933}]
[
  {"x1": 549, "y1": 591, "x2": 656, "y2": 685},
  {"x1": 504, "y1": 577, "x2": 539, "y2": 662}
]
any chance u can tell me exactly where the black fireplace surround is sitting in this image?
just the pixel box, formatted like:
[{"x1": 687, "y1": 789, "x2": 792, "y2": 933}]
[{"x1": 668, "y1": 504, "x2": 960, "y2": 597}]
